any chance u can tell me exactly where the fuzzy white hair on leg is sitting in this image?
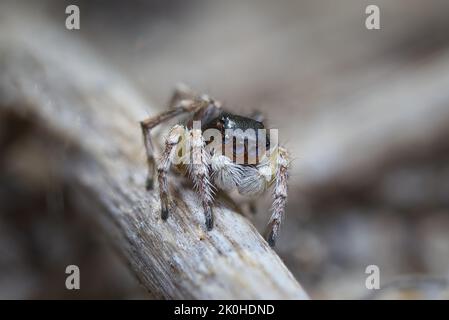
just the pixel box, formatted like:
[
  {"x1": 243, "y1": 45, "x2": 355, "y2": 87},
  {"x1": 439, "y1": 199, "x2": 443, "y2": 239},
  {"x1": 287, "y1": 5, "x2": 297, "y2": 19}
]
[
  {"x1": 187, "y1": 128, "x2": 215, "y2": 230},
  {"x1": 157, "y1": 124, "x2": 185, "y2": 220},
  {"x1": 265, "y1": 147, "x2": 290, "y2": 247}
]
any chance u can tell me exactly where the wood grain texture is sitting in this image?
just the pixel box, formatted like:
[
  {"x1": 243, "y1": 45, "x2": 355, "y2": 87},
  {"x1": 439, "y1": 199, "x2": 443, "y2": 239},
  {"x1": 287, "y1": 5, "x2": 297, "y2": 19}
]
[{"x1": 0, "y1": 20, "x2": 308, "y2": 299}]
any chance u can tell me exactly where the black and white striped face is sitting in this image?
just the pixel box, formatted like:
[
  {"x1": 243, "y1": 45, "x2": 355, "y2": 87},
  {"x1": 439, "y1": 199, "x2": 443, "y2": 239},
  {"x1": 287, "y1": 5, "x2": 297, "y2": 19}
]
[{"x1": 202, "y1": 112, "x2": 271, "y2": 166}]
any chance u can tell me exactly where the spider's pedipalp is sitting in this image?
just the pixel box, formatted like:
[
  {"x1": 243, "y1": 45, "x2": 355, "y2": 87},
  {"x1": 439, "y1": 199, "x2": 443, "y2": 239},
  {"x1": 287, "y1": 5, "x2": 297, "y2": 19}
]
[
  {"x1": 265, "y1": 146, "x2": 289, "y2": 247},
  {"x1": 237, "y1": 162, "x2": 271, "y2": 197},
  {"x1": 210, "y1": 153, "x2": 242, "y2": 192}
]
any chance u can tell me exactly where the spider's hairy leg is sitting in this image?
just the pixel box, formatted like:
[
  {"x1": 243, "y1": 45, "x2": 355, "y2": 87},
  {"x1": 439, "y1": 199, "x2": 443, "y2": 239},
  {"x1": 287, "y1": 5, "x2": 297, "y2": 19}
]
[
  {"x1": 157, "y1": 124, "x2": 185, "y2": 220},
  {"x1": 189, "y1": 128, "x2": 215, "y2": 230},
  {"x1": 168, "y1": 83, "x2": 197, "y2": 109},
  {"x1": 140, "y1": 99, "x2": 199, "y2": 190},
  {"x1": 264, "y1": 147, "x2": 289, "y2": 247}
]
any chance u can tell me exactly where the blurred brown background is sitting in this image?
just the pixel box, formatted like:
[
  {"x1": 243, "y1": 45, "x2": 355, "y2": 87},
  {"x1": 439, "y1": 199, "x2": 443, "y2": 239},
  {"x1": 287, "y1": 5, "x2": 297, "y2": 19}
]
[{"x1": 1, "y1": 0, "x2": 449, "y2": 299}]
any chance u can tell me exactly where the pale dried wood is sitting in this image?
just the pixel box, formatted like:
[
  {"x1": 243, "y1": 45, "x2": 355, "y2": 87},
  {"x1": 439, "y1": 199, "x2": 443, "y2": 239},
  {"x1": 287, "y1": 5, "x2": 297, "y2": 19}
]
[{"x1": 0, "y1": 20, "x2": 308, "y2": 299}]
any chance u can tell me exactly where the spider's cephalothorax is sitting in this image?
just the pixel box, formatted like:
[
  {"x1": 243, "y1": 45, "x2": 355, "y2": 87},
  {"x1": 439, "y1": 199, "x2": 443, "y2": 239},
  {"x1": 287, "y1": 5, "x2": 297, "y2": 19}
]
[{"x1": 140, "y1": 85, "x2": 290, "y2": 247}]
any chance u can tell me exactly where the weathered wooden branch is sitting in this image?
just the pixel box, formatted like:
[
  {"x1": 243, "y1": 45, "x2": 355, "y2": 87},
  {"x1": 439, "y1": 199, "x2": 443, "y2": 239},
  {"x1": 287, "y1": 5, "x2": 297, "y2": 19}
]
[{"x1": 0, "y1": 21, "x2": 308, "y2": 299}]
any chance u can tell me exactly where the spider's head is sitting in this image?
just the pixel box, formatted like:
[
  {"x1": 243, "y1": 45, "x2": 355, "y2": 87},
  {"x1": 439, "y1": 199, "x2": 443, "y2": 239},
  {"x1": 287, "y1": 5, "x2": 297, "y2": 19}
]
[{"x1": 203, "y1": 112, "x2": 271, "y2": 165}]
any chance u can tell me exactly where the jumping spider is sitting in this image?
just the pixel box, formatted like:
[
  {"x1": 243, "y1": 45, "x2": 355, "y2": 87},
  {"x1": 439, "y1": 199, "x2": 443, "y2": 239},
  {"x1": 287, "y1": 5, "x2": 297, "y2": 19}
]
[{"x1": 140, "y1": 85, "x2": 290, "y2": 247}]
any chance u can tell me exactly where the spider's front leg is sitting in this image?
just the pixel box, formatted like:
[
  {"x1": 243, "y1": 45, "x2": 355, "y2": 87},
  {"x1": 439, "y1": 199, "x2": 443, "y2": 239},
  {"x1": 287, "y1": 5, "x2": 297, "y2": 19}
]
[
  {"x1": 157, "y1": 125, "x2": 185, "y2": 220},
  {"x1": 140, "y1": 98, "x2": 202, "y2": 190},
  {"x1": 265, "y1": 146, "x2": 290, "y2": 247},
  {"x1": 189, "y1": 128, "x2": 215, "y2": 230},
  {"x1": 167, "y1": 83, "x2": 197, "y2": 109}
]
